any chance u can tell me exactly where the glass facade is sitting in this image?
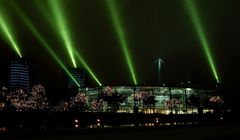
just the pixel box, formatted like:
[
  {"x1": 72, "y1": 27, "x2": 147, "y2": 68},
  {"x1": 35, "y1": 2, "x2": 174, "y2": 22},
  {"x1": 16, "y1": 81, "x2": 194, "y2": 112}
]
[
  {"x1": 81, "y1": 86, "x2": 218, "y2": 114},
  {"x1": 8, "y1": 59, "x2": 33, "y2": 89}
]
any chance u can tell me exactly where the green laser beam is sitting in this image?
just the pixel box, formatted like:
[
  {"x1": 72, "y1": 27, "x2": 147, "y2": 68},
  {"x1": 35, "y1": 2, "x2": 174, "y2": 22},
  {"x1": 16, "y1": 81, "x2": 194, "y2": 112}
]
[
  {"x1": 10, "y1": 1, "x2": 80, "y2": 87},
  {"x1": 73, "y1": 49, "x2": 102, "y2": 86},
  {"x1": 185, "y1": 0, "x2": 220, "y2": 83},
  {"x1": 105, "y1": 0, "x2": 138, "y2": 85},
  {"x1": 35, "y1": 0, "x2": 102, "y2": 86},
  {"x1": 0, "y1": 9, "x2": 22, "y2": 58},
  {"x1": 33, "y1": 0, "x2": 55, "y2": 27},
  {"x1": 48, "y1": 0, "x2": 77, "y2": 68}
]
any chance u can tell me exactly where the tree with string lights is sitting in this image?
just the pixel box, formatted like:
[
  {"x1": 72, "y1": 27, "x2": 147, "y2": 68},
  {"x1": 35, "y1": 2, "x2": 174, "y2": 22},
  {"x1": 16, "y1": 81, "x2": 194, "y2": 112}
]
[{"x1": 100, "y1": 86, "x2": 126, "y2": 113}]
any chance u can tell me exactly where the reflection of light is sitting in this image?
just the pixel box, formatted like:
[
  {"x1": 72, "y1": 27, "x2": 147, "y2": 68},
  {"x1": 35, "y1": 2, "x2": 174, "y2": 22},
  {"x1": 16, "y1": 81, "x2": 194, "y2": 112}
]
[
  {"x1": 155, "y1": 118, "x2": 159, "y2": 123},
  {"x1": 97, "y1": 123, "x2": 100, "y2": 126},
  {"x1": 74, "y1": 119, "x2": 79, "y2": 123},
  {"x1": 97, "y1": 119, "x2": 100, "y2": 122},
  {"x1": 166, "y1": 123, "x2": 170, "y2": 126},
  {"x1": 0, "y1": 127, "x2": 7, "y2": 132},
  {"x1": 186, "y1": 88, "x2": 191, "y2": 91},
  {"x1": 75, "y1": 124, "x2": 79, "y2": 128},
  {"x1": 144, "y1": 123, "x2": 154, "y2": 126},
  {"x1": 220, "y1": 117, "x2": 223, "y2": 120}
]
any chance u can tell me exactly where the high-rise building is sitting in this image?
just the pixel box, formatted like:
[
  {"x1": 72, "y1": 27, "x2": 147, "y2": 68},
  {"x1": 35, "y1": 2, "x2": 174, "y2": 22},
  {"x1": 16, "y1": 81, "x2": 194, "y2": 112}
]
[
  {"x1": 7, "y1": 58, "x2": 34, "y2": 89},
  {"x1": 67, "y1": 68, "x2": 86, "y2": 89}
]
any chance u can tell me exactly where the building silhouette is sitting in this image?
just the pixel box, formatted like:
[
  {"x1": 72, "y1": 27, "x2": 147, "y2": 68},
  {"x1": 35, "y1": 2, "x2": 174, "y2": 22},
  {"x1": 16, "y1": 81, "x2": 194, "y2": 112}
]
[
  {"x1": 67, "y1": 68, "x2": 86, "y2": 89},
  {"x1": 7, "y1": 58, "x2": 35, "y2": 89}
]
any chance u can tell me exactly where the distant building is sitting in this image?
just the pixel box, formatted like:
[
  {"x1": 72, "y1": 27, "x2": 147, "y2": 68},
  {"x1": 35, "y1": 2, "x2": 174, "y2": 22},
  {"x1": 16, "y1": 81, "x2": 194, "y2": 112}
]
[
  {"x1": 67, "y1": 68, "x2": 86, "y2": 89},
  {"x1": 7, "y1": 58, "x2": 35, "y2": 89}
]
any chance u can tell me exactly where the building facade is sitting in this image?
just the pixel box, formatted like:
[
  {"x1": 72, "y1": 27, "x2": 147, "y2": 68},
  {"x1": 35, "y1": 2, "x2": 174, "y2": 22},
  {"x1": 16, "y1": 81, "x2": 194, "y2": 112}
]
[
  {"x1": 7, "y1": 58, "x2": 34, "y2": 89},
  {"x1": 78, "y1": 85, "x2": 221, "y2": 114}
]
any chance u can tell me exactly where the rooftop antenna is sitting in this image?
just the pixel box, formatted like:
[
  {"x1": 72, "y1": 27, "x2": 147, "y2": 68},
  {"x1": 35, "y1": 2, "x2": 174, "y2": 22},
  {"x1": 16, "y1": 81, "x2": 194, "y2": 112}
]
[{"x1": 154, "y1": 58, "x2": 164, "y2": 85}]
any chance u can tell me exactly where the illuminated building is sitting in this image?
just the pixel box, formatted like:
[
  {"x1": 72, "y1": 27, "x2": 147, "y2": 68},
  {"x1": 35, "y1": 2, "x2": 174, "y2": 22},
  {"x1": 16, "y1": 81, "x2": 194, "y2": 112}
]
[
  {"x1": 82, "y1": 85, "x2": 220, "y2": 114},
  {"x1": 7, "y1": 58, "x2": 34, "y2": 89}
]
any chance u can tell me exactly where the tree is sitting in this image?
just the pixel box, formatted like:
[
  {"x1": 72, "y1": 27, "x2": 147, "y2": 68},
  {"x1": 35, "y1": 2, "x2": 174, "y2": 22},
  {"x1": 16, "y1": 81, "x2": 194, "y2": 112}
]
[
  {"x1": 100, "y1": 86, "x2": 126, "y2": 112},
  {"x1": 69, "y1": 92, "x2": 89, "y2": 112},
  {"x1": 142, "y1": 93, "x2": 158, "y2": 113},
  {"x1": 187, "y1": 94, "x2": 200, "y2": 114},
  {"x1": 165, "y1": 98, "x2": 182, "y2": 114},
  {"x1": 2, "y1": 84, "x2": 49, "y2": 111},
  {"x1": 91, "y1": 99, "x2": 104, "y2": 112},
  {"x1": 208, "y1": 96, "x2": 224, "y2": 114}
]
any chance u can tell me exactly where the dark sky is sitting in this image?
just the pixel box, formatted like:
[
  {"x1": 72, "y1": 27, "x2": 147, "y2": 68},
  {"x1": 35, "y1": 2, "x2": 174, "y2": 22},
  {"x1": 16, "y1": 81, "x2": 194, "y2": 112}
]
[{"x1": 0, "y1": 0, "x2": 239, "y2": 92}]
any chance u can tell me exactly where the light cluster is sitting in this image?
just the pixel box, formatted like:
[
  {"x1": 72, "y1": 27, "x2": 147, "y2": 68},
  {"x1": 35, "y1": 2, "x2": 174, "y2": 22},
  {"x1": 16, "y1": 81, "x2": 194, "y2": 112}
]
[
  {"x1": 165, "y1": 99, "x2": 182, "y2": 108},
  {"x1": 0, "y1": 84, "x2": 48, "y2": 111},
  {"x1": 69, "y1": 92, "x2": 89, "y2": 112},
  {"x1": 0, "y1": 86, "x2": 226, "y2": 114},
  {"x1": 52, "y1": 101, "x2": 68, "y2": 112},
  {"x1": 134, "y1": 92, "x2": 145, "y2": 101},
  {"x1": 209, "y1": 96, "x2": 224, "y2": 104},
  {"x1": 102, "y1": 86, "x2": 114, "y2": 96},
  {"x1": 91, "y1": 99, "x2": 104, "y2": 112},
  {"x1": 100, "y1": 86, "x2": 126, "y2": 112}
]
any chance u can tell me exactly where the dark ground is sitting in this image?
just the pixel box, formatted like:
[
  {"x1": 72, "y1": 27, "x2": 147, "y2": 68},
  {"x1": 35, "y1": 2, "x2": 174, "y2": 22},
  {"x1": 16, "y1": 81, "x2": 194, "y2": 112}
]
[{"x1": 1, "y1": 120, "x2": 240, "y2": 140}]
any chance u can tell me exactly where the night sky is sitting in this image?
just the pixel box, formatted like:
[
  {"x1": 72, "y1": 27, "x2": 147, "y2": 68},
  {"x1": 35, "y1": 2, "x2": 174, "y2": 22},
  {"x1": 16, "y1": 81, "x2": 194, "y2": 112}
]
[{"x1": 0, "y1": 0, "x2": 239, "y2": 94}]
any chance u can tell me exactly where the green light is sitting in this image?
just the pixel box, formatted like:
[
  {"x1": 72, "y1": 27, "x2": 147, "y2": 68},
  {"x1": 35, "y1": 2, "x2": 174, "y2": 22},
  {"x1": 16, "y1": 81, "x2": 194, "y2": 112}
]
[
  {"x1": 10, "y1": 2, "x2": 80, "y2": 87},
  {"x1": 0, "y1": 9, "x2": 22, "y2": 58},
  {"x1": 48, "y1": 0, "x2": 77, "y2": 68},
  {"x1": 73, "y1": 49, "x2": 102, "y2": 86},
  {"x1": 105, "y1": 0, "x2": 138, "y2": 85},
  {"x1": 34, "y1": 0, "x2": 102, "y2": 86},
  {"x1": 185, "y1": 0, "x2": 220, "y2": 83}
]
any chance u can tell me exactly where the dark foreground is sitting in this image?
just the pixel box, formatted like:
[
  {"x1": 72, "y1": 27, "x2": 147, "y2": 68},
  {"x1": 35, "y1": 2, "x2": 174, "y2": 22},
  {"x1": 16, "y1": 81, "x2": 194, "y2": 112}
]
[
  {"x1": 1, "y1": 121, "x2": 240, "y2": 140},
  {"x1": 0, "y1": 112, "x2": 239, "y2": 140}
]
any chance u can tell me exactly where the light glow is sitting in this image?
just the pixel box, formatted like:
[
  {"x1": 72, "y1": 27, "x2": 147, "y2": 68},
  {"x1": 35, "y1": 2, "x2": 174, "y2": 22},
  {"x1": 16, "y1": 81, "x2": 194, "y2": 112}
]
[
  {"x1": 10, "y1": 2, "x2": 80, "y2": 87},
  {"x1": 105, "y1": 0, "x2": 138, "y2": 85},
  {"x1": 0, "y1": 9, "x2": 22, "y2": 58},
  {"x1": 74, "y1": 49, "x2": 102, "y2": 86},
  {"x1": 35, "y1": 0, "x2": 102, "y2": 86},
  {"x1": 48, "y1": 0, "x2": 76, "y2": 68},
  {"x1": 185, "y1": 0, "x2": 220, "y2": 83}
]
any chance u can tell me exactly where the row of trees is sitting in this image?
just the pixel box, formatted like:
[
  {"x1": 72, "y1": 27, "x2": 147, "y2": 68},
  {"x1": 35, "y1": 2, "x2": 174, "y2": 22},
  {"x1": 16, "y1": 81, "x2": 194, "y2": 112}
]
[{"x1": 0, "y1": 85, "x2": 225, "y2": 113}]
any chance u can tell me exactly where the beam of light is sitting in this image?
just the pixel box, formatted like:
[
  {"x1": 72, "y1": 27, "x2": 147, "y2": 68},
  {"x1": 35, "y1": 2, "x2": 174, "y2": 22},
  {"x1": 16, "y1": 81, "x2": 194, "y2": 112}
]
[
  {"x1": 154, "y1": 58, "x2": 164, "y2": 84},
  {"x1": 33, "y1": 0, "x2": 55, "y2": 28},
  {"x1": 0, "y1": 9, "x2": 22, "y2": 58},
  {"x1": 48, "y1": 0, "x2": 76, "y2": 68},
  {"x1": 185, "y1": 0, "x2": 220, "y2": 83},
  {"x1": 34, "y1": 0, "x2": 102, "y2": 86},
  {"x1": 73, "y1": 49, "x2": 102, "y2": 86},
  {"x1": 105, "y1": 0, "x2": 138, "y2": 85},
  {"x1": 10, "y1": 2, "x2": 80, "y2": 87}
]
